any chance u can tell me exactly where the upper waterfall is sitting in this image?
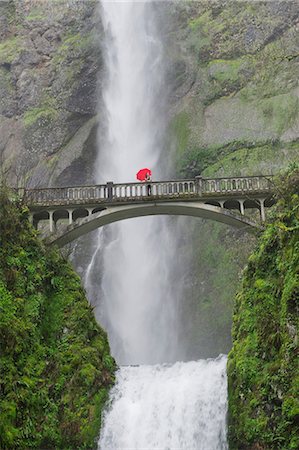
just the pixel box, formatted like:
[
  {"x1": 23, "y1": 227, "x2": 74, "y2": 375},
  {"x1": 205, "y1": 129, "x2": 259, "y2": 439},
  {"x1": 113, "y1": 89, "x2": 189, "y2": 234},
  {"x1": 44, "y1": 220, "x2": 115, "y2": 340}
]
[{"x1": 86, "y1": 0, "x2": 183, "y2": 365}]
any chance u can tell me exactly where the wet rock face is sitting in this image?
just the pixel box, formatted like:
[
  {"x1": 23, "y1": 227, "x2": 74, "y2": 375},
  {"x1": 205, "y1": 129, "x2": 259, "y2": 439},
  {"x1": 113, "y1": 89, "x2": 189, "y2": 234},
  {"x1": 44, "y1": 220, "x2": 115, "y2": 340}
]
[
  {"x1": 0, "y1": 0, "x2": 102, "y2": 187},
  {"x1": 165, "y1": 0, "x2": 299, "y2": 178},
  {"x1": 1, "y1": 0, "x2": 298, "y2": 187}
]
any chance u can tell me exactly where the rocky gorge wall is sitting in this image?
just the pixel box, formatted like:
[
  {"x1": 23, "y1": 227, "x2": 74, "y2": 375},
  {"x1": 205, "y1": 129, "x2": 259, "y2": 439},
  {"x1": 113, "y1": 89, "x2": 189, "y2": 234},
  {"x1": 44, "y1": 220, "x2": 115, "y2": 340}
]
[
  {"x1": 228, "y1": 169, "x2": 299, "y2": 450},
  {"x1": 0, "y1": 190, "x2": 116, "y2": 449},
  {"x1": 166, "y1": 0, "x2": 299, "y2": 178},
  {"x1": 162, "y1": 0, "x2": 299, "y2": 357},
  {"x1": 0, "y1": 0, "x2": 102, "y2": 188}
]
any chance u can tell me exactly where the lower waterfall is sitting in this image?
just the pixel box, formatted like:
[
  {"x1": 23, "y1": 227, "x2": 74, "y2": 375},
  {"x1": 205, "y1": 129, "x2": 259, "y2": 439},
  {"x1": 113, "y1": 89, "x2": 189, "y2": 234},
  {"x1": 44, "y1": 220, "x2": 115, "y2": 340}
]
[{"x1": 98, "y1": 356, "x2": 228, "y2": 449}]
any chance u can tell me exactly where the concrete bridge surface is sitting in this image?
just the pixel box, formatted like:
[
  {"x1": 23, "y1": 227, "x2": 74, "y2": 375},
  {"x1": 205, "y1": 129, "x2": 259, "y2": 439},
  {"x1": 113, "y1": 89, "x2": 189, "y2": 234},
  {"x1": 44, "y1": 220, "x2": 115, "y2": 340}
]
[{"x1": 21, "y1": 175, "x2": 275, "y2": 247}]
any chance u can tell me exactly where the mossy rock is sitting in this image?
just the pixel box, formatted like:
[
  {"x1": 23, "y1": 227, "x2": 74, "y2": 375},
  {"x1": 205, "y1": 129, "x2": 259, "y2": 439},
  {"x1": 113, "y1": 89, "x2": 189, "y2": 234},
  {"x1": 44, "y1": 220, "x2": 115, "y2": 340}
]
[
  {"x1": 0, "y1": 191, "x2": 116, "y2": 449},
  {"x1": 227, "y1": 169, "x2": 299, "y2": 449},
  {"x1": 0, "y1": 36, "x2": 23, "y2": 65}
]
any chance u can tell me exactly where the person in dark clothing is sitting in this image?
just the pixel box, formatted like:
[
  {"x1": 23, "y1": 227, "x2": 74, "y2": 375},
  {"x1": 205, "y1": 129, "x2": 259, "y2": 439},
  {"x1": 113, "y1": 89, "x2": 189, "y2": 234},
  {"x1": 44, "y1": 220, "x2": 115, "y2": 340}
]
[{"x1": 145, "y1": 172, "x2": 152, "y2": 196}]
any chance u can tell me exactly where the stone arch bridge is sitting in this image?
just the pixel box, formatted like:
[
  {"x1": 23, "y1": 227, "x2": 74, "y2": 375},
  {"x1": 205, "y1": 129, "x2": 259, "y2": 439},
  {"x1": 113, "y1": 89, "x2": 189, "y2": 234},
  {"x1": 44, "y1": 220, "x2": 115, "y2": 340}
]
[{"x1": 22, "y1": 175, "x2": 275, "y2": 247}]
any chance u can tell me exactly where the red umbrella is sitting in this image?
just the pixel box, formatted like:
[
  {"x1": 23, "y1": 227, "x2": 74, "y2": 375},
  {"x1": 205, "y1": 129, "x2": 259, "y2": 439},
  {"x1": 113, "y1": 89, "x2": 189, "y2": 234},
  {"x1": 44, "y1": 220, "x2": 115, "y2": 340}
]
[{"x1": 136, "y1": 168, "x2": 152, "y2": 181}]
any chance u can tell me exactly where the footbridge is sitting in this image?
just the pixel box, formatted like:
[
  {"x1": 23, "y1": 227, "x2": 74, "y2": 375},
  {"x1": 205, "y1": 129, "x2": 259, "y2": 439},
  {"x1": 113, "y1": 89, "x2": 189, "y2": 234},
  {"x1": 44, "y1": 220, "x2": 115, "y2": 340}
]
[{"x1": 22, "y1": 175, "x2": 275, "y2": 247}]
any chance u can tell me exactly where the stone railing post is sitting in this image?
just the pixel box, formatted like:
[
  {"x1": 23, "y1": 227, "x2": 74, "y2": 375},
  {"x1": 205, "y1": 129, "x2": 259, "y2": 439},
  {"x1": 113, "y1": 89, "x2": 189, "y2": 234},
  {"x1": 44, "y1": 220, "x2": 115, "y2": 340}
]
[
  {"x1": 259, "y1": 198, "x2": 266, "y2": 222},
  {"x1": 49, "y1": 210, "x2": 54, "y2": 232},
  {"x1": 195, "y1": 176, "x2": 203, "y2": 196},
  {"x1": 107, "y1": 182, "x2": 114, "y2": 201}
]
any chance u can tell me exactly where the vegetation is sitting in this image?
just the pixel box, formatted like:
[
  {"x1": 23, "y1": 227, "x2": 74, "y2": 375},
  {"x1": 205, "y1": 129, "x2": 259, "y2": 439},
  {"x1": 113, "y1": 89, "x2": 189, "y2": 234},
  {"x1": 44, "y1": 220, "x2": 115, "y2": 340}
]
[
  {"x1": 23, "y1": 102, "x2": 59, "y2": 128},
  {"x1": 203, "y1": 141, "x2": 299, "y2": 178},
  {"x1": 228, "y1": 168, "x2": 299, "y2": 449},
  {"x1": 0, "y1": 190, "x2": 116, "y2": 449},
  {"x1": 0, "y1": 36, "x2": 22, "y2": 65}
]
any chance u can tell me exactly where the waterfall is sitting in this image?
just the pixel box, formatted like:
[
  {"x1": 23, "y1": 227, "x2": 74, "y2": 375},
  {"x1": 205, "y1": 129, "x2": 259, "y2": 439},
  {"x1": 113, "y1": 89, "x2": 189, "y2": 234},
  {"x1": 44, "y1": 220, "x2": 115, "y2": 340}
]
[
  {"x1": 84, "y1": 0, "x2": 228, "y2": 447},
  {"x1": 86, "y1": 0, "x2": 182, "y2": 366},
  {"x1": 99, "y1": 356, "x2": 228, "y2": 450}
]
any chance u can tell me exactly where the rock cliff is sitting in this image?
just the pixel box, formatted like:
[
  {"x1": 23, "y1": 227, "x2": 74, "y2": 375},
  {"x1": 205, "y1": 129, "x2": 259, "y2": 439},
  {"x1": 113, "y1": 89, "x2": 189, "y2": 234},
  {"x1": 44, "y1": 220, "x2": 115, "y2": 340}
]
[
  {"x1": 2, "y1": 1, "x2": 297, "y2": 189},
  {"x1": 0, "y1": 0, "x2": 102, "y2": 187},
  {"x1": 166, "y1": 0, "x2": 298, "y2": 177}
]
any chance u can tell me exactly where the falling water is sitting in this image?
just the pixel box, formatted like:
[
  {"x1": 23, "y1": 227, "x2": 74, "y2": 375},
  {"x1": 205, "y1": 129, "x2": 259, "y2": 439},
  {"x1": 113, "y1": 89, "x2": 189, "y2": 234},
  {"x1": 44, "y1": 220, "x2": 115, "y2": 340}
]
[
  {"x1": 86, "y1": 0, "x2": 182, "y2": 366},
  {"x1": 84, "y1": 0, "x2": 228, "y2": 447},
  {"x1": 99, "y1": 357, "x2": 228, "y2": 450}
]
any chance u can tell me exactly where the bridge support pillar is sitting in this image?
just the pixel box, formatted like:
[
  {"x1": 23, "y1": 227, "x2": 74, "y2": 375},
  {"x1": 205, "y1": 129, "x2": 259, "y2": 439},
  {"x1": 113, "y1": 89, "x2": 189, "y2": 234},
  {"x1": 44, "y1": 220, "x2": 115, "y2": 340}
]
[
  {"x1": 49, "y1": 210, "x2": 54, "y2": 232},
  {"x1": 239, "y1": 199, "x2": 245, "y2": 215},
  {"x1": 259, "y1": 199, "x2": 266, "y2": 222},
  {"x1": 67, "y1": 209, "x2": 73, "y2": 225},
  {"x1": 219, "y1": 200, "x2": 225, "y2": 208}
]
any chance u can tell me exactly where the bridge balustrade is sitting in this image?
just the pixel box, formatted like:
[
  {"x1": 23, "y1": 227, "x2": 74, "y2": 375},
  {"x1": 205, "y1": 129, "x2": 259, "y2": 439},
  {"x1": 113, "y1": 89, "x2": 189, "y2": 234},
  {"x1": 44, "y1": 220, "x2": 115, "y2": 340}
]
[
  {"x1": 202, "y1": 176, "x2": 272, "y2": 194},
  {"x1": 22, "y1": 175, "x2": 273, "y2": 207},
  {"x1": 109, "y1": 180, "x2": 197, "y2": 199}
]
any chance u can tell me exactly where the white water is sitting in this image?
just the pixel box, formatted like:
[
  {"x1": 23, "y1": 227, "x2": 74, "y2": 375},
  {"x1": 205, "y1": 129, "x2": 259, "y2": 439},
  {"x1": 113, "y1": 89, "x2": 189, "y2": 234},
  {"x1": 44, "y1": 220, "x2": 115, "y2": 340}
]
[
  {"x1": 84, "y1": 1, "x2": 229, "y2": 448},
  {"x1": 99, "y1": 357, "x2": 228, "y2": 450},
  {"x1": 86, "y1": 0, "x2": 182, "y2": 366}
]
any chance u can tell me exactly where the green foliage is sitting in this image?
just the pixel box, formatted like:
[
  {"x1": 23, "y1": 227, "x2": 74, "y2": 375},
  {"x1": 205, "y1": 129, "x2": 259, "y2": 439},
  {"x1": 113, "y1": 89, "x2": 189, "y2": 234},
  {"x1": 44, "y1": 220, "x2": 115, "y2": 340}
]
[
  {"x1": 228, "y1": 169, "x2": 299, "y2": 449},
  {"x1": 0, "y1": 190, "x2": 116, "y2": 449}
]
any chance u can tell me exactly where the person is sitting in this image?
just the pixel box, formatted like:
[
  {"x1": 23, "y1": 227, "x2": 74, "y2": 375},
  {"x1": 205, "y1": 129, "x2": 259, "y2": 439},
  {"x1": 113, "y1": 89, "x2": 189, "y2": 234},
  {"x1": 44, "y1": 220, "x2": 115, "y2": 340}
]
[{"x1": 145, "y1": 172, "x2": 152, "y2": 196}]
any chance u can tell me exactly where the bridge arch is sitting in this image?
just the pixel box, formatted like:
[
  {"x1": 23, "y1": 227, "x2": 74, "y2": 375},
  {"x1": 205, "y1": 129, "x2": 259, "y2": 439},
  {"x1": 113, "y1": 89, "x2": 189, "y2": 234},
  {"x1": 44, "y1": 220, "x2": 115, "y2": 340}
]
[
  {"x1": 24, "y1": 175, "x2": 275, "y2": 246},
  {"x1": 47, "y1": 202, "x2": 259, "y2": 248}
]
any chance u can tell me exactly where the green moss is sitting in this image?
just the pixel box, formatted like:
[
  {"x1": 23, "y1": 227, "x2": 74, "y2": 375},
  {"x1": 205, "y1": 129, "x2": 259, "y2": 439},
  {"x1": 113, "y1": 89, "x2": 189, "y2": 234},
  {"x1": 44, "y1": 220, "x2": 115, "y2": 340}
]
[
  {"x1": 23, "y1": 97, "x2": 59, "y2": 128},
  {"x1": 170, "y1": 111, "x2": 190, "y2": 157},
  {"x1": 228, "y1": 169, "x2": 299, "y2": 449},
  {"x1": 189, "y1": 10, "x2": 212, "y2": 31},
  {"x1": 25, "y1": 7, "x2": 45, "y2": 22},
  {"x1": 0, "y1": 36, "x2": 22, "y2": 65},
  {"x1": 240, "y1": 35, "x2": 299, "y2": 102},
  {"x1": 208, "y1": 59, "x2": 242, "y2": 82},
  {"x1": 202, "y1": 142, "x2": 299, "y2": 177},
  {"x1": 52, "y1": 32, "x2": 94, "y2": 67},
  {"x1": 261, "y1": 93, "x2": 299, "y2": 134},
  {"x1": 0, "y1": 190, "x2": 116, "y2": 449}
]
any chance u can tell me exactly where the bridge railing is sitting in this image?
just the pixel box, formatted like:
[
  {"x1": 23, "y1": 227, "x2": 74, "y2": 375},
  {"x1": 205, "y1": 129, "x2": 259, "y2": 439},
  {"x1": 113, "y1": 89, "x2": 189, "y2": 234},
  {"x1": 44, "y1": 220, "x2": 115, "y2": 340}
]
[
  {"x1": 202, "y1": 176, "x2": 273, "y2": 194},
  {"x1": 23, "y1": 180, "x2": 199, "y2": 204},
  {"x1": 112, "y1": 180, "x2": 196, "y2": 198},
  {"x1": 23, "y1": 185, "x2": 108, "y2": 204},
  {"x1": 22, "y1": 175, "x2": 274, "y2": 206}
]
